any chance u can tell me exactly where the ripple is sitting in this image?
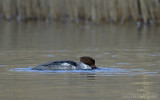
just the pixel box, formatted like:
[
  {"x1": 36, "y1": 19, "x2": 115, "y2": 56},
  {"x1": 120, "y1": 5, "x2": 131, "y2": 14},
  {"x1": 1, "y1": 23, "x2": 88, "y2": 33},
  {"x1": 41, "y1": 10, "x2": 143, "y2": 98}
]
[
  {"x1": 45, "y1": 55, "x2": 55, "y2": 57},
  {"x1": 83, "y1": 49, "x2": 98, "y2": 52},
  {"x1": 116, "y1": 63, "x2": 130, "y2": 65},
  {"x1": 58, "y1": 50, "x2": 68, "y2": 52},
  {"x1": 112, "y1": 55, "x2": 118, "y2": 57},
  {"x1": 136, "y1": 53, "x2": 160, "y2": 57},
  {"x1": 9, "y1": 67, "x2": 159, "y2": 76},
  {"x1": 151, "y1": 54, "x2": 159, "y2": 57},
  {"x1": 0, "y1": 65, "x2": 8, "y2": 67}
]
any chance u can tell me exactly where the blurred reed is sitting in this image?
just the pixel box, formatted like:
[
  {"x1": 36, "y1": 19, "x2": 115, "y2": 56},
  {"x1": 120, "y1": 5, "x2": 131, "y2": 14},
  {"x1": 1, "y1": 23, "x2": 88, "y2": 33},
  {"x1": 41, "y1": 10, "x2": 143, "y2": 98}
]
[{"x1": 0, "y1": 0, "x2": 160, "y2": 24}]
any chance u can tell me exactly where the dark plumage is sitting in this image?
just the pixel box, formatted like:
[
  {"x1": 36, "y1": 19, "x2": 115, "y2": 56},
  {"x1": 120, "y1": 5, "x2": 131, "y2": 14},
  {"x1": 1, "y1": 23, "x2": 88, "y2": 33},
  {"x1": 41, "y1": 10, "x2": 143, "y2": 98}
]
[{"x1": 32, "y1": 56, "x2": 98, "y2": 70}]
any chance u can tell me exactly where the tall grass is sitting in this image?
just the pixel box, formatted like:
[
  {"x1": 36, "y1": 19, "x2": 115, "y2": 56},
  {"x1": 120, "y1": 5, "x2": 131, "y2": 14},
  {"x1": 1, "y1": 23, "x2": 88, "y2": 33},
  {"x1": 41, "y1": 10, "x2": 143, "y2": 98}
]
[{"x1": 0, "y1": 0, "x2": 160, "y2": 24}]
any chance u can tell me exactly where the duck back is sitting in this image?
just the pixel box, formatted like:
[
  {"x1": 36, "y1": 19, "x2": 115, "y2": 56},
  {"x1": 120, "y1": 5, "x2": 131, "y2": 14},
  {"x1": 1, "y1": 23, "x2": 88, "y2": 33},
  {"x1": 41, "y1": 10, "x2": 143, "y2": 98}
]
[{"x1": 32, "y1": 60, "x2": 78, "y2": 70}]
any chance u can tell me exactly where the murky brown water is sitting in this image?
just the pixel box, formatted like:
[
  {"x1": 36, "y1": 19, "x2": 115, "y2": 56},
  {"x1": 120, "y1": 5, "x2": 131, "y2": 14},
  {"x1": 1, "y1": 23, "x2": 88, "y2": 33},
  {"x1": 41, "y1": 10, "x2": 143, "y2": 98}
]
[{"x1": 0, "y1": 21, "x2": 160, "y2": 100}]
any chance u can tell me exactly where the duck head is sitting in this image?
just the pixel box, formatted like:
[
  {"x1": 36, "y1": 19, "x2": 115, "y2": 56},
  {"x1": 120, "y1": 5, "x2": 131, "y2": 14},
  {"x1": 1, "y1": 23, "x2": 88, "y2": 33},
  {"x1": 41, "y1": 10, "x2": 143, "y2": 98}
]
[{"x1": 80, "y1": 56, "x2": 98, "y2": 69}]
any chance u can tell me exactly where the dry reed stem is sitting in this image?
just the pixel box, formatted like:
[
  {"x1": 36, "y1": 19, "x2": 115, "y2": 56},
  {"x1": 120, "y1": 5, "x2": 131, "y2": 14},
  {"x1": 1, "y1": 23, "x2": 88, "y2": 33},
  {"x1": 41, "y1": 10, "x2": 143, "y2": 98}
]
[{"x1": 0, "y1": 0, "x2": 159, "y2": 24}]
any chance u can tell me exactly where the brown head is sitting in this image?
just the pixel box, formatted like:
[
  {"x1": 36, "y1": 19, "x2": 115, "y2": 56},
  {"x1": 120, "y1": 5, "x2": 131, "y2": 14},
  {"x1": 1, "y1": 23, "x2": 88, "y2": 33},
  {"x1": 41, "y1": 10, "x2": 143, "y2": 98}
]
[{"x1": 80, "y1": 56, "x2": 98, "y2": 69}]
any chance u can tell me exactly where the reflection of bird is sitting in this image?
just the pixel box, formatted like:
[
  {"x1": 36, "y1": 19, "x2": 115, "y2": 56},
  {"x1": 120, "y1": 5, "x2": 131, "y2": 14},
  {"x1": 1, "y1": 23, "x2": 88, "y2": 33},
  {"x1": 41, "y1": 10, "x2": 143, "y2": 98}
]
[{"x1": 32, "y1": 56, "x2": 98, "y2": 70}]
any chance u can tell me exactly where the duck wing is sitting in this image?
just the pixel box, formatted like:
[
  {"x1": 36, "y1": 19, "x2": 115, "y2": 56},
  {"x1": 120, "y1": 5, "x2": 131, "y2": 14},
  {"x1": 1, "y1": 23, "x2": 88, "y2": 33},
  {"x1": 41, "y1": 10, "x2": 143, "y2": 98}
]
[{"x1": 32, "y1": 60, "x2": 78, "y2": 70}]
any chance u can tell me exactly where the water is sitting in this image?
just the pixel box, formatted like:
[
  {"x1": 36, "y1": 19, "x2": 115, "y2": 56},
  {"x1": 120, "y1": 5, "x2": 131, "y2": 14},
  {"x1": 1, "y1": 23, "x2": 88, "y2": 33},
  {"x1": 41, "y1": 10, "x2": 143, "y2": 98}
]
[{"x1": 0, "y1": 21, "x2": 160, "y2": 100}]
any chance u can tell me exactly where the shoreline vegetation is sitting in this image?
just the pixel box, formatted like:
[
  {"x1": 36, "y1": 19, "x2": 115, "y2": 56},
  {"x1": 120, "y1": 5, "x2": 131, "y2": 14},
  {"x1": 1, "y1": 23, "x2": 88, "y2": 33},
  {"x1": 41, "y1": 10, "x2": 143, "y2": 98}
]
[{"x1": 0, "y1": 0, "x2": 160, "y2": 25}]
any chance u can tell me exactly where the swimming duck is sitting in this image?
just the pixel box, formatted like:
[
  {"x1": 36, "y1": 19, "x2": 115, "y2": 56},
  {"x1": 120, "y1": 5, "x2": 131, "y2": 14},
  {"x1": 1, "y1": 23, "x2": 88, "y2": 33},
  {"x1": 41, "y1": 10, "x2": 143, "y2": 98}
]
[{"x1": 32, "y1": 56, "x2": 98, "y2": 70}]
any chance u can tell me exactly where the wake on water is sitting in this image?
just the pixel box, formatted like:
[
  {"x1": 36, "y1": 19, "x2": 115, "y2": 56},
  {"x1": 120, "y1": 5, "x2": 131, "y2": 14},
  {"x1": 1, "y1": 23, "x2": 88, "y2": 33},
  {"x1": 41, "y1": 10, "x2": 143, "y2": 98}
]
[{"x1": 9, "y1": 67, "x2": 159, "y2": 76}]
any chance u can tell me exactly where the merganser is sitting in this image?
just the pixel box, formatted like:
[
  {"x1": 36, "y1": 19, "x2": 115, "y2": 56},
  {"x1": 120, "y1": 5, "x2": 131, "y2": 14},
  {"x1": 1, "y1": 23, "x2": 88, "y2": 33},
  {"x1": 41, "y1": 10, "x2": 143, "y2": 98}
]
[{"x1": 32, "y1": 56, "x2": 98, "y2": 70}]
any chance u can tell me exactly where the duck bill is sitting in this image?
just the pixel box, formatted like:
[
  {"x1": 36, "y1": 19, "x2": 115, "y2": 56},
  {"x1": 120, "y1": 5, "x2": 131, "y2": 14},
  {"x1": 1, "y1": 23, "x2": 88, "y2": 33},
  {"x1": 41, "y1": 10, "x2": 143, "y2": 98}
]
[{"x1": 91, "y1": 65, "x2": 98, "y2": 69}]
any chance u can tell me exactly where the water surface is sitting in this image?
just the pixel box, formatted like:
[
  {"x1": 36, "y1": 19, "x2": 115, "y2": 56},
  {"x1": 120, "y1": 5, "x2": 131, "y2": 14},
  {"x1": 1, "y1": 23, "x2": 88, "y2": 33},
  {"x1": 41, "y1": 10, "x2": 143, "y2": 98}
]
[{"x1": 0, "y1": 21, "x2": 160, "y2": 100}]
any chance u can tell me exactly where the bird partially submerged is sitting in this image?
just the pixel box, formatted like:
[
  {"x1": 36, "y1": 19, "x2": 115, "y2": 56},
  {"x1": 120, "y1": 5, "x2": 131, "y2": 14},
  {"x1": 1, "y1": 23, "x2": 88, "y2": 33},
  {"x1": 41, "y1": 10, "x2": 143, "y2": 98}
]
[{"x1": 32, "y1": 56, "x2": 98, "y2": 70}]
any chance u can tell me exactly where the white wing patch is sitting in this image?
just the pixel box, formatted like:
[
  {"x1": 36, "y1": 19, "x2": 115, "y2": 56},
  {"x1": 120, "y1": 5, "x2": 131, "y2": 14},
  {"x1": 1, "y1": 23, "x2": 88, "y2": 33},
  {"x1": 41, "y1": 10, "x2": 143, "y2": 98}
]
[{"x1": 61, "y1": 63, "x2": 71, "y2": 66}]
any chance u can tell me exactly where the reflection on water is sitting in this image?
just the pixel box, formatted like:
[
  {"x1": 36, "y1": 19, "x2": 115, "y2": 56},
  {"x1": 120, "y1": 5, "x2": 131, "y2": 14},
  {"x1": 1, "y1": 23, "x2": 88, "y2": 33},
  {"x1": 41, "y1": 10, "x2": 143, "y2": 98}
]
[{"x1": 0, "y1": 21, "x2": 160, "y2": 100}]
